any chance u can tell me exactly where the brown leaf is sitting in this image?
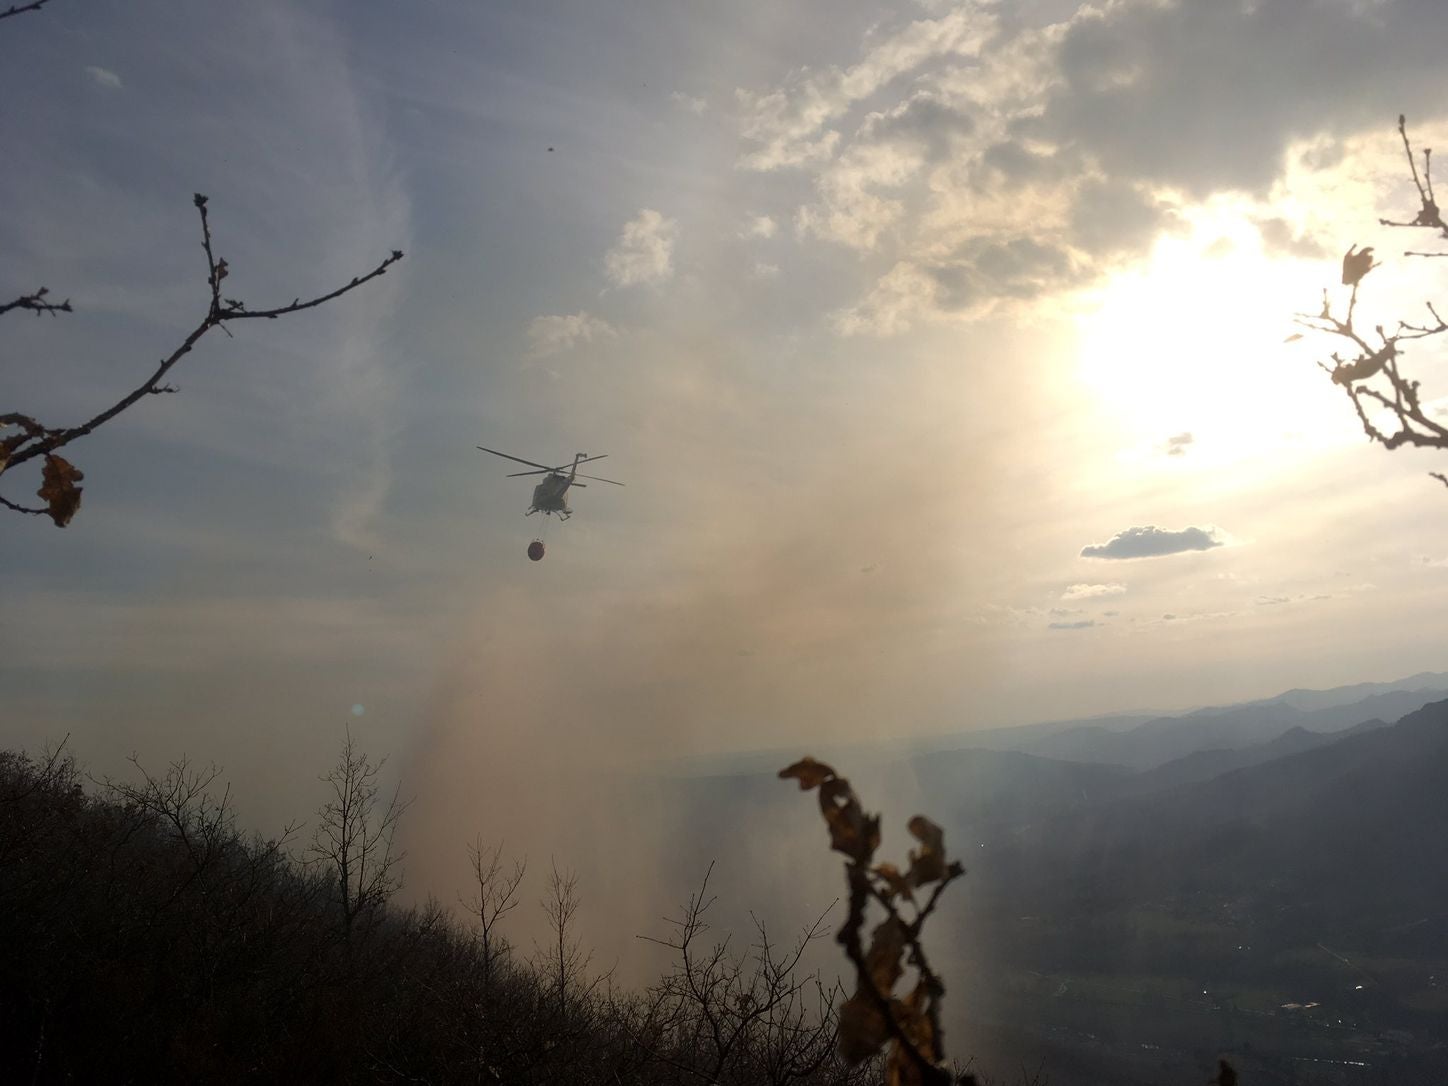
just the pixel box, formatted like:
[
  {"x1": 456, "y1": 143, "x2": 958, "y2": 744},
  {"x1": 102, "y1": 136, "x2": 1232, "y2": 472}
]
[
  {"x1": 864, "y1": 917, "x2": 906, "y2": 995},
  {"x1": 1282, "y1": 332, "x2": 1304, "y2": 343},
  {"x1": 873, "y1": 862, "x2": 915, "y2": 903},
  {"x1": 837, "y1": 991, "x2": 890, "y2": 1064},
  {"x1": 1341, "y1": 244, "x2": 1375, "y2": 287},
  {"x1": 820, "y1": 777, "x2": 880, "y2": 863},
  {"x1": 779, "y1": 756, "x2": 836, "y2": 791},
  {"x1": 885, "y1": 982, "x2": 938, "y2": 1086},
  {"x1": 37, "y1": 454, "x2": 84, "y2": 527},
  {"x1": 905, "y1": 815, "x2": 947, "y2": 887}
]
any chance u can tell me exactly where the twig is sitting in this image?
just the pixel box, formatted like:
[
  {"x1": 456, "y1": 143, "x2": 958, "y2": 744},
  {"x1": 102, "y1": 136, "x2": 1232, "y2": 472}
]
[
  {"x1": 0, "y1": 0, "x2": 52, "y2": 23},
  {"x1": 0, "y1": 493, "x2": 46, "y2": 515},
  {"x1": 1, "y1": 195, "x2": 403, "y2": 498},
  {"x1": 0, "y1": 288, "x2": 72, "y2": 317}
]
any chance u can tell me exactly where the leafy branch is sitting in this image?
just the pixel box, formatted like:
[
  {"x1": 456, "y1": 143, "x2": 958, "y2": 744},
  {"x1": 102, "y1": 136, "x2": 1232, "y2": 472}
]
[
  {"x1": 780, "y1": 757, "x2": 968, "y2": 1086},
  {"x1": 0, "y1": 194, "x2": 403, "y2": 525}
]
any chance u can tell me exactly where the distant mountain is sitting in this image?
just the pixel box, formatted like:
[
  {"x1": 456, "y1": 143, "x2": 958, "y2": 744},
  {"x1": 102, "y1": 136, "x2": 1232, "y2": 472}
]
[
  {"x1": 1250, "y1": 670, "x2": 1448, "y2": 713},
  {"x1": 905, "y1": 747, "x2": 1132, "y2": 835},
  {"x1": 983, "y1": 697, "x2": 1448, "y2": 938},
  {"x1": 1114, "y1": 723, "x2": 1355, "y2": 796},
  {"x1": 1014, "y1": 687, "x2": 1446, "y2": 769}
]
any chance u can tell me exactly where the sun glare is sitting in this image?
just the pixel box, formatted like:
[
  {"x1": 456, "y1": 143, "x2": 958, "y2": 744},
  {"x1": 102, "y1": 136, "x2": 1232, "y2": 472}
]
[{"x1": 1074, "y1": 206, "x2": 1356, "y2": 477}]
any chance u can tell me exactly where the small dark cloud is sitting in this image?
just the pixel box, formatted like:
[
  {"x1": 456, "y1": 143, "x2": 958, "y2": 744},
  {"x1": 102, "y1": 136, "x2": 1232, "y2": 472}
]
[
  {"x1": 1255, "y1": 595, "x2": 1290, "y2": 606},
  {"x1": 1081, "y1": 525, "x2": 1223, "y2": 560},
  {"x1": 861, "y1": 94, "x2": 975, "y2": 161},
  {"x1": 978, "y1": 140, "x2": 1074, "y2": 186},
  {"x1": 928, "y1": 236, "x2": 1081, "y2": 311},
  {"x1": 1255, "y1": 216, "x2": 1329, "y2": 260},
  {"x1": 1165, "y1": 432, "x2": 1193, "y2": 457},
  {"x1": 1068, "y1": 178, "x2": 1169, "y2": 257},
  {"x1": 1048, "y1": 619, "x2": 1096, "y2": 630},
  {"x1": 1049, "y1": 607, "x2": 1082, "y2": 617},
  {"x1": 1162, "y1": 613, "x2": 1176, "y2": 621}
]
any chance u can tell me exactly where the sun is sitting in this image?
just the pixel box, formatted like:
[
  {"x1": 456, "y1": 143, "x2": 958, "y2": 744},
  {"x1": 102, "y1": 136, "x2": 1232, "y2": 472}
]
[{"x1": 1073, "y1": 203, "x2": 1357, "y2": 475}]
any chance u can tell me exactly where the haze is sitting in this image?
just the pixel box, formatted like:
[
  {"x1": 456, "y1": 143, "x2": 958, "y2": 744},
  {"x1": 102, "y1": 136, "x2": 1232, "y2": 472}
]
[{"x1": 4, "y1": 0, "x2": 1448, "y2": 993}]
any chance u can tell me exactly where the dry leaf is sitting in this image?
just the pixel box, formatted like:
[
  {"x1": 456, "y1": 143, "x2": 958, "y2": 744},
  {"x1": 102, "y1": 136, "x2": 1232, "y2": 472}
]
[
  {"x1": 837, "y1": 991, "x2": 890, "y2": 1064},
  {"x1": 884, "y1": 982, "x2": 938, "y2": 1086},
  {"x1": 1341, "y1": 244, "x2": 1375, "y2": 287},
  {"x1": 38, "y1": 454, "x2": 83, "y2": 527},
  {"x1": 820, "y1": 777, "x2": 880, "y2": 863},
  {"x1": 873, "y1": 862, "x2": 915, "y2": 903},
  {"x1": 905, "y1": 815, "x2": 946, "y2": 886},
  {"x1": 864, "y1": 917, "x2": 906, "y2": 994},
  {"x1": 779, "y1": 756, "x2": 836, "y2": 791}
]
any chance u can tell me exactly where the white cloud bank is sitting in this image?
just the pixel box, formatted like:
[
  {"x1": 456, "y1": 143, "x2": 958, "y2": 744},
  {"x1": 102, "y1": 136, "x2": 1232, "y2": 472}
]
[
  {"x1": 605, "y1": 209, "x2": 678, "y2": 288},
  {"x1": 527, "y1": 311, "x2": 618, "y2": 357}
]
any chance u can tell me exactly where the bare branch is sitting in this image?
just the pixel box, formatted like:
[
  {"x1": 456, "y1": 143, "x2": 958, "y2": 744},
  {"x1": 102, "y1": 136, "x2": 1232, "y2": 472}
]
[
  {"x1": 0, "y1": 493, "x2": 46, "y2": 516},
  {"x1": 0, "y1": 287, "x2": 72, "y2": 317},
  {"x1": 2, "y1": 195, "x2": 403, "y2": 524},
  {"x1": 1298, "y1": 116, "x2": 1448, "y2": 484},
  {"x1": 0, "y1": 1, "x2": 53, "y2": 23}
]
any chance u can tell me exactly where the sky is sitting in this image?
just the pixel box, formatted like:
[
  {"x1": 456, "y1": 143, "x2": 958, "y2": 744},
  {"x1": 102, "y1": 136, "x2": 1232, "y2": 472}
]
[{"x1": 4, "y1": 0, "x2": 1448, "y2": 939}]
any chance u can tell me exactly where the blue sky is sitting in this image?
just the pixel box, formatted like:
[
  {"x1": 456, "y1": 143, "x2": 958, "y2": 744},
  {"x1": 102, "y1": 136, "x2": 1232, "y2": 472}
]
[{"x1": 4, "y1": 0, "x2": 1448, "y2": 905}]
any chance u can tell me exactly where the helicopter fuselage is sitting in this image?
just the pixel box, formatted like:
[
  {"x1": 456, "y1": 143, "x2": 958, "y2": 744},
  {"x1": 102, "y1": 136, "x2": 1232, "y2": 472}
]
[{"x1": 528, "y1": 473, "x2": 574, "y2": 518}]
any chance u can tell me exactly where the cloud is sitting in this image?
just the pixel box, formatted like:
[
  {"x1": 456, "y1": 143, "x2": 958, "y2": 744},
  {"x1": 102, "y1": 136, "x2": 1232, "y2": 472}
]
[
  {"x1": 1048, "y1": 619, "x2": 1096, "y2": 630},
  {"x1": 1165, "y1": 432, "x2": 1193, "y2": 457},
  {"x1": 1061, "y1": 582, "x2": 1125, "y2": 601},
  {"x1": 85, "y1": 65, "x2": 123, "y2": 90},
  {"x1": 739, "y1": 214, "x2": 777, "y2": 240},
  {"x1": 1026, "y1": 0, "x2": 1448, "y2": 199},
  {"x1": 526, "y1": 311, "x2": 617, "y2": 357},
  {"x1": 1080, "y1": 525, "x2": 1224, "y2": 560},
  {"x1": 730, "y1": 0, "x2": 1448, "y2": 330},
  {"x1": 735, "y1": 5, "x2": 995, "y2": 171},
  {"x1": 604, "y1": 209, "x2": 678, "y2": 288},
  {"x1": 670, "y1": 91, "x2": 707, "y2": 115},
  {"x1": 751, "y1": 262, "x2": 780, "y2": 280}
]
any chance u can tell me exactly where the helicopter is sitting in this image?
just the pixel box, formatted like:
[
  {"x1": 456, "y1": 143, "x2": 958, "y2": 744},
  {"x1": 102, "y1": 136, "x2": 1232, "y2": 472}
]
[{"x1": 475, "y1": 446, "x2": 624, "y2": 559}]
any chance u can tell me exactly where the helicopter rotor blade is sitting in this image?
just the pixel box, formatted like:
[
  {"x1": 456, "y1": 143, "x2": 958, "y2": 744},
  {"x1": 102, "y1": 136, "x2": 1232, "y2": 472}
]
[
  {"x1": 476, "y1": 446, "x2": 558, "y2": 472},
  {"x1": 572, "y1": 472, "x2": 625, "y2": 486},
  {"x1": 505, "y1": 469, "x2": 553, "y2": 477}
]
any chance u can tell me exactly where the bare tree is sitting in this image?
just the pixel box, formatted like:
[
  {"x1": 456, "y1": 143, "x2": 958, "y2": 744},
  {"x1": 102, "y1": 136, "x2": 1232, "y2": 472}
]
[
  {"x1": 631, "y1": 862, "x2": 868, "y2": 1085},
  {"x1": 461, "y1": 836, "x2": 527, "y2": 997},
  {"x1": 308, "y1": 729, "x2": 409, "y2": 950},
  {"x1": 0, "y1": 2, "x2": 404, "y2": 526},
  {"x1": 537, "y1": 859, "x2": 593, "y2": 1021},
  {"x1": 1295, "y1": 114, "x2": 1448, "y2": 488}
]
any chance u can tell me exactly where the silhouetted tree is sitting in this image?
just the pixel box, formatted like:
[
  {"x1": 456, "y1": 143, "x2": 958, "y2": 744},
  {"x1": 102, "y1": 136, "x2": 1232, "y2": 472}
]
[
  {"x1": 538, "y1": 859, "x2": 593, "y2": 1020},
  {"x1": 462, "y1": 836, "x2": 527, "y2": 998},
  {"x1": 632, "y1": 862, "x2": 871, "y2": 1085},
  {"x1": 309, "y1": 728, "x2": 409, "y2": 952}
]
